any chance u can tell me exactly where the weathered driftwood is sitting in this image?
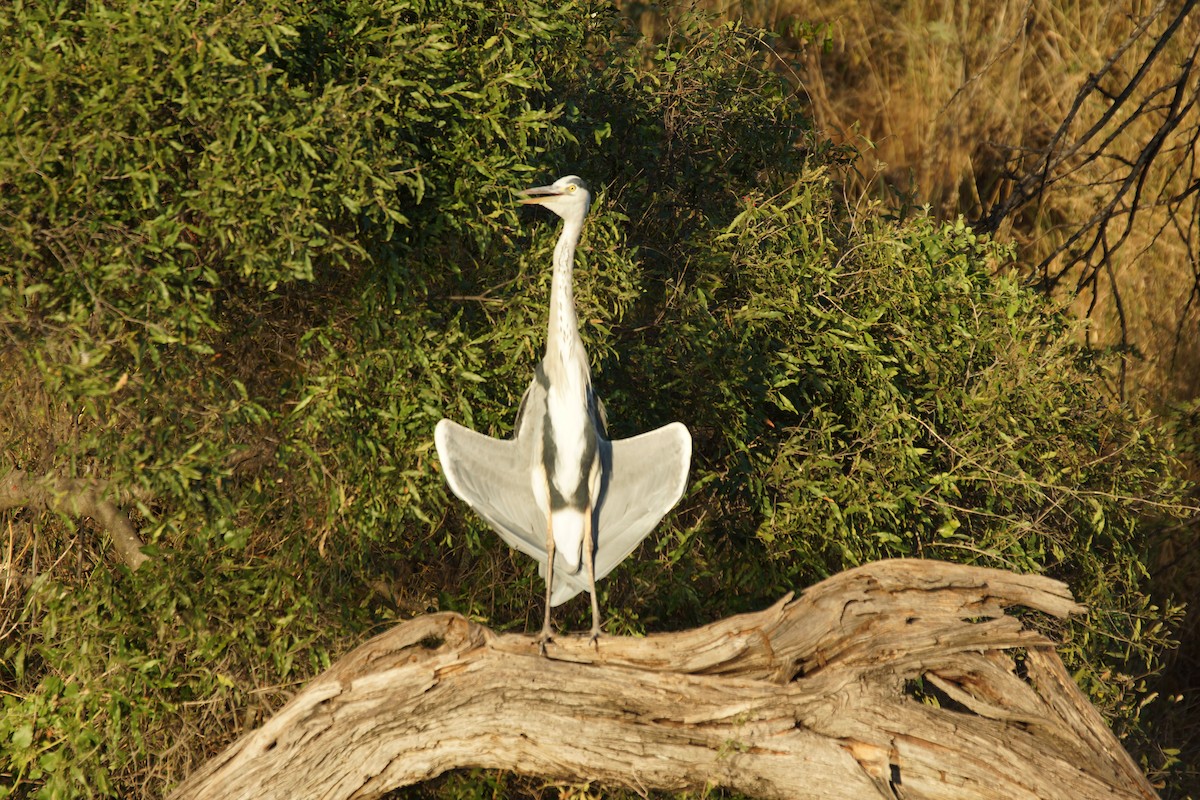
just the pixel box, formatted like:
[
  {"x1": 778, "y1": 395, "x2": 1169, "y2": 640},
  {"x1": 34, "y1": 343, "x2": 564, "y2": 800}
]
[{"x1": 169, "y1": 559, "x2": 1158, "y2": 800}]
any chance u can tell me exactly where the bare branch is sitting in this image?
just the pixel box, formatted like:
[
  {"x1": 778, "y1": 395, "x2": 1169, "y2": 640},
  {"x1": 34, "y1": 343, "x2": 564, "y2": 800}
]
[
  {"x1": 168, "y1": 560, "x2": 1157, "y2": 800},
  {"x1": 975, "y1": 0, "x2": 1186, "y2": 236},
  {"x1": 0, "y1": 468, "x2": 149, "y2": 571},
  {"x1": 967, "y1": 2, "x2": 1200, "y2": 397}
]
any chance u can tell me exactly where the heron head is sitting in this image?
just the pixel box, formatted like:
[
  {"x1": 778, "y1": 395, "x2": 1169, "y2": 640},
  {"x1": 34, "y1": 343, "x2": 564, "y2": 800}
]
[{"x1": 518, "y1": 175, "x2": 591, "y2": 222}]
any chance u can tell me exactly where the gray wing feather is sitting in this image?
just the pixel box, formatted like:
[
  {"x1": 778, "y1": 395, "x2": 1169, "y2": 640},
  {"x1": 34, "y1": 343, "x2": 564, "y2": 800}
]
[
  {"x1": 434, "y1": 419, "x2": 547, "y2": 564},
  {"x1": 437, "y1": 392, "x2": 691, "y2": 608},
  {"x1": 546, "y1": 421, "x2": 692, "y2": 606}
]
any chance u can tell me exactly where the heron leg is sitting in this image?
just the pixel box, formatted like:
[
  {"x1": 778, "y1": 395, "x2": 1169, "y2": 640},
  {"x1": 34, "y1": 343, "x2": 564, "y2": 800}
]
[
  {"x1": 586, "y1": 507, "x2": 601, "y2": 646},
  {"x1": 538, "y1": 514, "x2": 556, "y2": 656}
]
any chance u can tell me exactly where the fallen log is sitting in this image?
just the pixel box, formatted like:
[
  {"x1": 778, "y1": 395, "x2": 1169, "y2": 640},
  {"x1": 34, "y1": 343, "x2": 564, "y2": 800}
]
[{"x1": 169, "y1": 558, "x2": 1158, "y2": 800}]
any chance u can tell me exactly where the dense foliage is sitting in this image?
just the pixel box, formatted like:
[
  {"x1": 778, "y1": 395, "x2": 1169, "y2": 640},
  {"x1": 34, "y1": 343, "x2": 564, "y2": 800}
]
[{"x1": 0, "y1": 0, "x2": 1189, "y2": 797}]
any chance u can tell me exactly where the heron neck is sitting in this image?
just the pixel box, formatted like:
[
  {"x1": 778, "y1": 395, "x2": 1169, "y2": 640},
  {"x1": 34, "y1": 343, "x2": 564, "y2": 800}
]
[{"x1": 546, "y1": 214, "x2": 584, "y2": 364}]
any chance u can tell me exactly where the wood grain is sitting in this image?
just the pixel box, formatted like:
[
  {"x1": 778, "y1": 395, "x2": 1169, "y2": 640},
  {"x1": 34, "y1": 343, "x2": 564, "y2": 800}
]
[{"x1": 168, "y1": 559, "x2": 1158, "y2": 800}]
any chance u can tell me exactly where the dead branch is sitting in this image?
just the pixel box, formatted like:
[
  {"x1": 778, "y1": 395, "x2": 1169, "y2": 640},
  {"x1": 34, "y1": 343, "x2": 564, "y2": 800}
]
[
  {"x1": 167, "y1": 559, "x2": 1157, "y2": 800},
  {"x1": 976, "y1": 0, "x2": 1187, "y2": 238},
  {"x1": 970, "y1": 1, "x2": 1200, "y2": 397},
  {"x1": 0, "y1": 468, "x2": 148, "y2": 571}
]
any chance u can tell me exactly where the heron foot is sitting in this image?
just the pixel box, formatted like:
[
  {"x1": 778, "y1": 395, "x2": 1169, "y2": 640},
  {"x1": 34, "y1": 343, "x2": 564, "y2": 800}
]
[
  {"x1": 588, "y1": 627, "x2": 602, "y2": 650},
  {"x1": 537, "y1": 627, "x2": 555, "y2": 656}
]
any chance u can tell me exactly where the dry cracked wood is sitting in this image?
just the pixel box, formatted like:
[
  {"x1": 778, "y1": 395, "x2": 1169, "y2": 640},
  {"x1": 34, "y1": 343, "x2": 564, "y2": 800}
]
[{"x1": 169, "y1": 559, "x2": 1159, "y2": 800}]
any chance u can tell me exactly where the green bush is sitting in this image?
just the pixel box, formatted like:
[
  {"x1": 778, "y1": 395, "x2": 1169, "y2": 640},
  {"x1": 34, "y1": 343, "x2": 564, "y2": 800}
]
[{"x1": 0, "y1": 0, "x2": 1189, "y2": 797}]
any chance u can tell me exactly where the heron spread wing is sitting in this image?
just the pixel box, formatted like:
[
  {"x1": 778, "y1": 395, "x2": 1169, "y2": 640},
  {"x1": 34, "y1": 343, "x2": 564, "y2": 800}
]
[
  {"x1": 545, "y1": 421, "x2": 692, "y2": 606},
  {"x1": 436, "y1": 413, "x2": 589, "y2": 588},
  {"x1": 434, "y1": 419, "x2": 547, "y2": 564},
  {"x1": 440, "y1": 175, "x2": 692, "y2": 642},
  {"x1": 438, "y1": 414, "x2": 692, "y2": 608}
]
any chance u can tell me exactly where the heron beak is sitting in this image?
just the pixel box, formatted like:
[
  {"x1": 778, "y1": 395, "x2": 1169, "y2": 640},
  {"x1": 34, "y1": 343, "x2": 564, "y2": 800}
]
[{"x1": 517, "y1": 184, "x2": 560, "y2": 205}]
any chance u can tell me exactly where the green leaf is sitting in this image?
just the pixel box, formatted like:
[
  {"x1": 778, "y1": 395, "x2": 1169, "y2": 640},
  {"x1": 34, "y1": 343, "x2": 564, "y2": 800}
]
[{"x1": 11, "y1": 725, "x2": 33, "y2": 750}]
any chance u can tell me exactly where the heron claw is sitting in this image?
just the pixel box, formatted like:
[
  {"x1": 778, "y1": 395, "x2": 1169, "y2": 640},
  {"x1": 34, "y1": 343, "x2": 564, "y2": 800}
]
[
  {"x1": 537, "y1": 627, "x2": 554, "y2": 657},
  {"x1": 589, "y1": 629, "x2": 601, "y2": 650}
]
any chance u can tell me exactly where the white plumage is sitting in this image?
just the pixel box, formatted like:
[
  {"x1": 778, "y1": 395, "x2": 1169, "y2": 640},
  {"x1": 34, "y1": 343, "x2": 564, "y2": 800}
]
[{"x1": 435, "y1": 175, "x2": 691, "y2": 648}]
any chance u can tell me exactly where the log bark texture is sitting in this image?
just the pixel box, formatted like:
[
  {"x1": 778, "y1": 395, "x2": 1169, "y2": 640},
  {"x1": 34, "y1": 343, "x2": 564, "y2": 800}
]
[{"x1": 169, "y1": 559, "x2": 1158, "y2": 800}]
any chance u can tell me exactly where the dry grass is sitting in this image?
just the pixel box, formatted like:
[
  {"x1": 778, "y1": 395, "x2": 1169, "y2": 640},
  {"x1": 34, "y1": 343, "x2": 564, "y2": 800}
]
[
  {"x1": 627, "y1": 1, "x2": 1200, "y2": 794},
  {"x1": 634, "y1": 0, "x2": 1200, "y2": 406},
  {"x1": 764, "y1": 2, "x2": 1200, "y2": 793}
]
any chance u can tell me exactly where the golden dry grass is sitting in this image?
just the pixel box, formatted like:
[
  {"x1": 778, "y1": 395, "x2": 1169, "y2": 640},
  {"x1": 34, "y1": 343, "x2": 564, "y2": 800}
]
[
  {"x1": 766, "y1": 2, "x2": 1200, "y2": 791},
  {"x1": 632, "y1": 0, "x2": 1200, "y2": 407},
  {"x1": 626, "y1": 2, "x2": 1200, "y2": 793}
]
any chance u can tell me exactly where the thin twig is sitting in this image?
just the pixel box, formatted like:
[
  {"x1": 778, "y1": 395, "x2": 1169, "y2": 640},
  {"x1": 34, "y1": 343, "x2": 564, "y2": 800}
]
[{"x1": 0, "y1": 468, "x2": 149, "y2": 571}]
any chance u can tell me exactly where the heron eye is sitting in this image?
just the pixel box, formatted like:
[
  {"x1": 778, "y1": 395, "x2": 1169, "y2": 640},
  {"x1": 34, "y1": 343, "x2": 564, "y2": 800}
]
[{"x1": 567, "y1": 185, "x2": 576, "y2": 192}]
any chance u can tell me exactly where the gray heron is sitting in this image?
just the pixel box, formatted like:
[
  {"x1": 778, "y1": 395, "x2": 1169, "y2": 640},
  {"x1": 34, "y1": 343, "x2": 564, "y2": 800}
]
[{"x1": 434, "y1": 175, "x2": 691, "y2": 650}]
